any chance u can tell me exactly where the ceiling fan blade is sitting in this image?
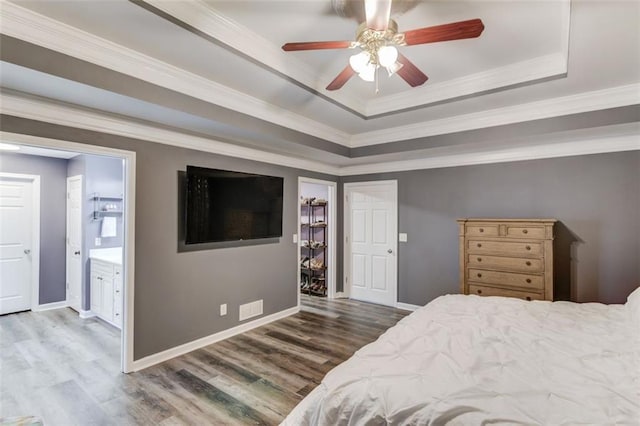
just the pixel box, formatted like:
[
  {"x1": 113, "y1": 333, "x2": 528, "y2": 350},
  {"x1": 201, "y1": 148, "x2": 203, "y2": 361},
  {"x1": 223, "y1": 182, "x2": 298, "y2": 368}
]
[
  {"x1": 396, "y1": 53, "x2": 428, "y2": 87},
  {"x1": 403, "y1": 18, "x2": 485, "y2": 46},
  {"x1": 326, "y1": 65, "x2": 357, "y2": 91},
  {"x1": 282, "y1": 41, "x2": 353, "y2": 51},
  {"x1": 365, "y1": 0, "x2": 392, "y2": 31}
]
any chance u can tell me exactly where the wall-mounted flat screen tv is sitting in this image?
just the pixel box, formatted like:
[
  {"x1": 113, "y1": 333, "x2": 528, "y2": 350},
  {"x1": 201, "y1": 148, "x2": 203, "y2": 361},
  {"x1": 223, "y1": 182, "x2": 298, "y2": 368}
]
[{"x1": 185, "y1": 166, "x2": 284, "y2": 244}]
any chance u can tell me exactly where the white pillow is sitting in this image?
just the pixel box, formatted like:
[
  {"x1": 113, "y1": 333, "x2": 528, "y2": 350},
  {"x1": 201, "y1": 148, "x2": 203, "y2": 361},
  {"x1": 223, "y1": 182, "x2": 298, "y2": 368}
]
[{"x1": 626, "y1": 286, "x2": 640, "y2": 333}]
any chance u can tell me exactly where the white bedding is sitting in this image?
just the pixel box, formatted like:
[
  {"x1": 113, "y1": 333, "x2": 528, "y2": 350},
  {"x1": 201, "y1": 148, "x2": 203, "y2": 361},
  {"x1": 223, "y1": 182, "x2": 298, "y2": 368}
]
[{"x1": 283, "y1": 294, "x2": 640, "y2": 425}]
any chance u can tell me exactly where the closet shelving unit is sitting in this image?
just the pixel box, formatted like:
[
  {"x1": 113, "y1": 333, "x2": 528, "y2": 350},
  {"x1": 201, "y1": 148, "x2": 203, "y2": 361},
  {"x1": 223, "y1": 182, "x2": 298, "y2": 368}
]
[{"x1": 300, "y1": 198, "x2": 327, "y2": 297}]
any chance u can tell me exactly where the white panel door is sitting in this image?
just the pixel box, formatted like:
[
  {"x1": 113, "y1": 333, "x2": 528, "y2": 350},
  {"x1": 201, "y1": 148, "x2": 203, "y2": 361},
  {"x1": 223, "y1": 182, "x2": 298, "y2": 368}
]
[
  {"x1": 0, "y1": 176, "x2": 33, "y2": 314},
  {"x1": 345, "y1": 181, "x2": 397, "y2": 306},
  {"x1": 66, "y1": 176, "x2": 83, "y2": 312}
]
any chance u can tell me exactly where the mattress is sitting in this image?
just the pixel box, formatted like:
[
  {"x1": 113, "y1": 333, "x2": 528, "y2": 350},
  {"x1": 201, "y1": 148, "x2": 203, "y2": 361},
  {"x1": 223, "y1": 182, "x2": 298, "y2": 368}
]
[{"x1": 283, "y1": 294, "x2": 640, "y2": 425}]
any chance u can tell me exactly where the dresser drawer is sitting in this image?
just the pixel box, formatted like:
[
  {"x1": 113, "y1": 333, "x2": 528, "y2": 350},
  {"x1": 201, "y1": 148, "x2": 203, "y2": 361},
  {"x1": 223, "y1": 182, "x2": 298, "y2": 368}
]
[
  {"x1": 469, "y1": 284, "x2": 543, "y2": 301},
  {"x1": 505, "y1": 225, "x2": 546, "y2": 239},
  {"x1": 465, "y1": 224, "x2": 499, "y2": 237},
  {"x1": 468, "y1": 268, "x2": 543, "y2": 290},
  {"x1": 468, "y1": 240, "x2": 542, "y2": 257},
  {"x1": 468, "y1": 254, "x2": 543, "y2": 273}
]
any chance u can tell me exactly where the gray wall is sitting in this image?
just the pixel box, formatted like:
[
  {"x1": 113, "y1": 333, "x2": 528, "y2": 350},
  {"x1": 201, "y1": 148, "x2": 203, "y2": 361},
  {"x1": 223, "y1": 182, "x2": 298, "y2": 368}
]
[
  {"x1": 3, "y1": 114, "x2": 638, "y2": 363},
  {"x1": 0, "y1": 152, "x2": 68, "y2": 304},
  {"x1": 1, "y1": 115, "x2": 336, "y2": 360},
  {"x1": 342, "y1": 151, "x2": 640, "y2": 305}
]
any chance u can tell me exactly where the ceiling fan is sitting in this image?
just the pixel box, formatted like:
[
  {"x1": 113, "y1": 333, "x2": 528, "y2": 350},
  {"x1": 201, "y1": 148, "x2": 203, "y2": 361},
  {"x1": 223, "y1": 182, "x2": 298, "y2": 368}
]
[{"x1": 281, "y1": 0, "x2": 485, "y2": 91}]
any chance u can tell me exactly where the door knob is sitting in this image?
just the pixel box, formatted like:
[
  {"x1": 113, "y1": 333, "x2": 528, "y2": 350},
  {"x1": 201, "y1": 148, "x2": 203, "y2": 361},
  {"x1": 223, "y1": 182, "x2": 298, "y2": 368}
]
[
  {"x1": 24, "y1": 249, "x2": 31, "y2": 255},
  {"x1": 74, "y1": 251, "x2": 81, "y2": 255},
  {"x1": 387, "y1": 249, "x2": 393, "y2": 254}
]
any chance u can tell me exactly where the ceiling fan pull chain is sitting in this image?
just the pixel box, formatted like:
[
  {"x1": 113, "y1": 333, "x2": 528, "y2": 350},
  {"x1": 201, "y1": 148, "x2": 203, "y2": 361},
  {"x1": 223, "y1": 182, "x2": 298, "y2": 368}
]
[{"x1": 375, "y1": 65, "x2": 379, "y2": 94}]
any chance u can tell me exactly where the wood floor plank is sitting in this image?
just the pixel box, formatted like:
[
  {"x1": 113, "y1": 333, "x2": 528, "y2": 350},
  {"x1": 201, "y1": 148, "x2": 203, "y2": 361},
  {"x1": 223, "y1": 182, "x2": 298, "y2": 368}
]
[
  {"x1": 173, "y1": 369, "x2": 273, "y2": 425},
  {"x1": 243, "y1": 330, "x2": 330, "y2": 365},
  {"x1": 190, "y1": 348, "x2": 261, "y2": 385},
  {"x1": 1, "y1": 294, "x2": 410, "y2": 425}
]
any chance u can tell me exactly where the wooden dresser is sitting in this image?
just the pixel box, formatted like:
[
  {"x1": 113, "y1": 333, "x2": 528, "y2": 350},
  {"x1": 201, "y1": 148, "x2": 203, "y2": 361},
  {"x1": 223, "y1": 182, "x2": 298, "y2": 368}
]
[{"x1": 457, "y1": 218, "x2": 556, "y2": 301}]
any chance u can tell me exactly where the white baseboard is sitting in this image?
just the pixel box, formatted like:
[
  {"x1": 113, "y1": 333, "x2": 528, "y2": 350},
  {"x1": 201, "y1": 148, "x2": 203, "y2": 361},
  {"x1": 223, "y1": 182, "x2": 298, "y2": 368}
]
[
  {"x1": 334, "y1": 292, "x2": 349, "y2": 299},
  {"x1": 32, "y1": 300, "x2": 69, "y2": 312},
  {"x1": 130, "y1": 305, "x2": 300, "y2": 372},
  {"x1": 79, "y1": 309, "x2": 96, "y2": 319},
  {"x1": 395, "y1": 302, "x2": 422, "y2": 311}
]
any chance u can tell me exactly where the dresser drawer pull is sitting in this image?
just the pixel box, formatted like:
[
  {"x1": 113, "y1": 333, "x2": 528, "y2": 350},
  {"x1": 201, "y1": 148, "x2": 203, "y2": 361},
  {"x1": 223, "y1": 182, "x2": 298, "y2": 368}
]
[
  {"x1": 526, "y1": 278, "x2": 532, "y2": 283},
  {"x1": 479, "y1": 228, "x2": 484, "y2": 233},
  {"x1": 477, "y1": 273, "x2": 482, "y2": 278},
  {"x1": 526, "y1": 245, "x2": 531, "y2": 250},
  {"x1": 477, "y1": 243, "x2": 482, "y2": 248},
  {"x1": 522, "y1": 229, "x2": 528, "y2": 234},
  {"x1": 526, "y1": 296, "x2": 532, "y2": 301},
  {"x1": 526, "y1": 261, "x2": 532, "y2": 266},
  {"x1": 477, "y1": 257, "x2": 482, "y2": 262},
  {"x1": 476, "y1": 289, "x2": 482, "y2": 294}
]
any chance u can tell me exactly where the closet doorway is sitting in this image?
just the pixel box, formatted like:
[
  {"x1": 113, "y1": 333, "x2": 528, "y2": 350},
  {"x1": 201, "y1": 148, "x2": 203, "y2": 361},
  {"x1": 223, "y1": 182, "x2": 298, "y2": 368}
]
[{"x1": 297, "y1": 178, "x2": 337, "y2": 305}]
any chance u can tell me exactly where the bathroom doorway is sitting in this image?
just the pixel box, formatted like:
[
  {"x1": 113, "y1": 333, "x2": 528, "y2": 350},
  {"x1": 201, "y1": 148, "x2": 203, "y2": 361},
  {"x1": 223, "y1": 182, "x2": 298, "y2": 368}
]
[{"x1": 0, "y1": 133, "x2": 136, "y2": 373}]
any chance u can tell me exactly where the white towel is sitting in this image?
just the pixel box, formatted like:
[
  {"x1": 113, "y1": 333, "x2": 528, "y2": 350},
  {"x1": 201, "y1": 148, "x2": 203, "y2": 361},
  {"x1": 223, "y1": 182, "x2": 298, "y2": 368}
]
[{"x1": 101, "y1": 216, "x2": 117, "y2": 238}]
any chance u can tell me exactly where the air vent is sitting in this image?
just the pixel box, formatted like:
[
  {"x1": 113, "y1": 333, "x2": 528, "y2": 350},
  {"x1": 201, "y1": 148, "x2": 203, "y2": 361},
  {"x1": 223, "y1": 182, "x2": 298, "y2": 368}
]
[{"x1": 239, "y1": 299, "x2": 263, "y2": 321}]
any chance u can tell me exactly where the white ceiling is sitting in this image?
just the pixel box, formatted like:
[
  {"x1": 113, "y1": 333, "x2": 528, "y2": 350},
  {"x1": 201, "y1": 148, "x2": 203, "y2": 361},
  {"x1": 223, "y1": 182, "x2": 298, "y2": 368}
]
[{"x1": 0, "y1": 0, "x2": 638, "y2": 169}]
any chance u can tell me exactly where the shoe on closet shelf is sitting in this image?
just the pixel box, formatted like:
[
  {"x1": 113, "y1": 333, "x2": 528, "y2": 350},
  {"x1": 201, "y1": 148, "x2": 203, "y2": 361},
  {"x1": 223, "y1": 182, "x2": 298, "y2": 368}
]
[
  {"x1": 310, "y1": 259, "x2": 324, "y2": 269},
  {"x1": 300, "y1": 197, "x2": 315, "y2": 205}
]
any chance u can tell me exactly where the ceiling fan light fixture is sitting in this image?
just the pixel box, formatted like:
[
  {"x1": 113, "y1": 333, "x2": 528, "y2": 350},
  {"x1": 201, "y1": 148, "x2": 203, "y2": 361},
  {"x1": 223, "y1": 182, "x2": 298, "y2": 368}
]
[
  {"x1": 349, "y1": 51, "x2": 371, "y2": 74},
  {"x1": 378, "y1": 45, "x2": 398, "y2": 67},
  {"x1": 385, "y1": 60, "x2": 403, "y2": 77},
  {"x1": 358, "y1": 63, "x2": 376, "y2": 82}
]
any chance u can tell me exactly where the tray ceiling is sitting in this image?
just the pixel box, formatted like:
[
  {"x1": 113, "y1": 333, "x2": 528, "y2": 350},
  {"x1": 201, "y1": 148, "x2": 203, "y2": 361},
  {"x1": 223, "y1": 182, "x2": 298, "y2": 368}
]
[{"x1": 0, "y1": 0, "x2": 638, "y2": 171}]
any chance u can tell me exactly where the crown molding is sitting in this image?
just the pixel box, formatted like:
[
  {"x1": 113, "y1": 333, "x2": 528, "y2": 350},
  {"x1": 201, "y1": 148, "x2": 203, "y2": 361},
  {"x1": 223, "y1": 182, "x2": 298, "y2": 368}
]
[
  {"x1": 0, "y1": 1, "x2": 352, "y2": 147},
  {"x1": 350, "y1": 83, "x2": 640, "y2": 147},
  {"x1": 340, "y1": 132, "x2": 640, "y2": 176},
  {"x1": 0, "y1": 91, "x2": 341, "y2": 176},
  {"x1": 2, "y1": 91, "x2": 638, "y2": 179}
]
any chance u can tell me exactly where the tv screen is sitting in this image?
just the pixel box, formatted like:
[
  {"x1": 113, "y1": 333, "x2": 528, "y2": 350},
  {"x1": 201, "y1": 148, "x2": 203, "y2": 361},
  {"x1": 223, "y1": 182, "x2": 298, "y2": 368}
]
[{"x1": 185, "y1": 166, "x2": 284, "y2": 244}]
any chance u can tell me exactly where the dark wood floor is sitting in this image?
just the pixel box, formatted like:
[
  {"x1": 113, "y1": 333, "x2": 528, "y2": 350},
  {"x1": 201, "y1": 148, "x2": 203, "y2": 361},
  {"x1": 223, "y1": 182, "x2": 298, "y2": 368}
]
[{"x1": 0, "y1": 295, "x2": 410, "y2": 425}]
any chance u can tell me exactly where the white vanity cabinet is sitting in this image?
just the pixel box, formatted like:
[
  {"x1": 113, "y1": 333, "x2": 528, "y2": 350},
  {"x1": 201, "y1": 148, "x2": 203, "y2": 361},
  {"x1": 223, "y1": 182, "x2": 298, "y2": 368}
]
[{"x1": 90, "y1": 249, "x2": 123, "y2": 328}]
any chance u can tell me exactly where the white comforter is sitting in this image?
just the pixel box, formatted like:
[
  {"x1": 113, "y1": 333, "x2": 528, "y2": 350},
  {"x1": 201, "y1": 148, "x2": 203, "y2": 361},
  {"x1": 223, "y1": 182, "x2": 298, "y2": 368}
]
[{"x1": 283, "y1": 295, "x2": 640, "y2": 425}]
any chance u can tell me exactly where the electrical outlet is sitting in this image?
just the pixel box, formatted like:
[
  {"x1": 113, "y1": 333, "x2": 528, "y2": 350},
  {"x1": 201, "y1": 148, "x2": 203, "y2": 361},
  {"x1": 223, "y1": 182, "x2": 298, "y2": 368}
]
[
  {"x1": 399, "y1": 233, "x2": 408, "y2": 242},
  {"x1": 220, "y1": 304, "x2": 227, "y2": 316},
  {"x1": 95, "y1": 237, "x2": 102, "y2": 246}
]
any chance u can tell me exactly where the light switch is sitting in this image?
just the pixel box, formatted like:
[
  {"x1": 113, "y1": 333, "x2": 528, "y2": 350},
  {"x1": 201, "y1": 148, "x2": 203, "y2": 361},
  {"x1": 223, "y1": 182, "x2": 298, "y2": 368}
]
[
  {"x1": 95, "y1": 237, "x2": 102, "y2": 246},
  {"x1": 293, "y1": 233, "x2": 298, "y2": 244},
  {"x1": 399, "y1": 233, "x2": 408, "y2": 242}
]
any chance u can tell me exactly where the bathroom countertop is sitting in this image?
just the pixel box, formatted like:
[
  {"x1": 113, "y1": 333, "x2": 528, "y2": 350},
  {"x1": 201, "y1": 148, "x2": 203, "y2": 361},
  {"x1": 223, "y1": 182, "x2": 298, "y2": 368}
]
[{"x1": 89, "y1": 247, "x2": 123, "y2": 265}]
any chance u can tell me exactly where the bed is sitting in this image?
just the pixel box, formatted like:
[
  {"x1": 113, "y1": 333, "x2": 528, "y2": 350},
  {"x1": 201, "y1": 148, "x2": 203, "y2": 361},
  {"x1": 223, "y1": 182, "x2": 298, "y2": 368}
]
[{"x1": 283, "y1": 288, "x2": 640, "y2": 425}]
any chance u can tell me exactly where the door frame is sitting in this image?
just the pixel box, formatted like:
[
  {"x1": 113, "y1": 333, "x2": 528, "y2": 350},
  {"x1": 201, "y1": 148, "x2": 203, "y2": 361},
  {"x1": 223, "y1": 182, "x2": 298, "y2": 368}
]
[
  {"x1": 343, "y1": 180, "x2": 398, "y2": 306},
  {"x1": 0, "y1": 172, "x2": 41, "y2": 312},
  {"x1": 65, "y1": 174, "x2": 83, "y2": 312},
  {"x1": 297, "y1": 177, "x2": 338, "y2": 307},
  {"x1": 1, "y1": 131, "x2": 136, "y2": 374}
]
